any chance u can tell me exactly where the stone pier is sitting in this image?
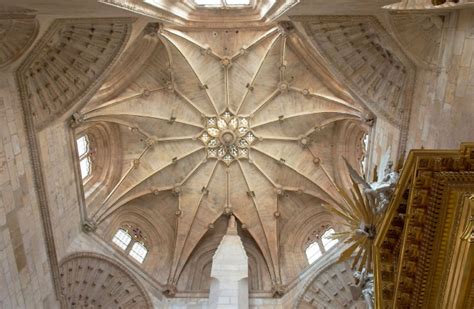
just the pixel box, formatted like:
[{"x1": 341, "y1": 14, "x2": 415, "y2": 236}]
[{"x1": 209, "y1": 216, "x2": 249, "y2": 309}]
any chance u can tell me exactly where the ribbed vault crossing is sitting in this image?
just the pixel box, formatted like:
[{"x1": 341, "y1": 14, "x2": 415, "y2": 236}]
[{"x1": 79, "y1": 23, "x2": 367, "y2": 292}]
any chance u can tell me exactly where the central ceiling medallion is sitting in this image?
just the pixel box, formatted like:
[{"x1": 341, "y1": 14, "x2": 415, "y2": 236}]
[{"x1": 199, "y1": 111, "x2": 257, "y2": 165}]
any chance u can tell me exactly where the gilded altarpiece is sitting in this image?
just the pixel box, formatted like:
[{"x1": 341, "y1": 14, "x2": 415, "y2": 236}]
[{"x1": 375, "y1": 143, "x2": 474, "y2": 308}]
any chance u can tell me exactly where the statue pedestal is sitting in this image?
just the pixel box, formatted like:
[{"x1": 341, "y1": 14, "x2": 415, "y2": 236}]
[{"x1": 209, "y1": 216, "x2": 249, "y2": 309}]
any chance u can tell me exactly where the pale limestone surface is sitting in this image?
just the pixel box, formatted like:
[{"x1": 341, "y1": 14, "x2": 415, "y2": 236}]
[
  {"x1": 209, "y1": 217, "x2": 249, "y2": 309},
  {"x1": 164, "y1": 243, "x2": 364, "y2": 308},
  {"x1": 407, "y1": 10, "x2": 474, "y2": 149},
  {"x1": 74, "y1": 22, "x2": 366, "y2": 297},
  {"x1": 0, "y1": 73, "x2": 59, "y2": 308}
]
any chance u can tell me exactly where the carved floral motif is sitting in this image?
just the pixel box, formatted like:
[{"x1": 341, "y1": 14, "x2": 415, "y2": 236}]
[{"x1": 200, "y1": 111, "x2": 258, "y2": 165}]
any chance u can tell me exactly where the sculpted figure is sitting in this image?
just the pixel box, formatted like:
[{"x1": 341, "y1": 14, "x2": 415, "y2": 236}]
[
  {"x1": 350, "y1": 268, "x2": 374, "y2": 309},
  {"x1": 374, "y1": 160, "x2": 399, "y2": 213},
  {"x1": 343, "y1": 150, "x2": 399, "y2": 215}
]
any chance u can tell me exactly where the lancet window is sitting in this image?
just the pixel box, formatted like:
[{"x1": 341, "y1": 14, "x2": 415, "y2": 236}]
[
  {"x1": 360, "y1": 133, "x2": 369, "y2": 175},
  {"x1": 76, "y1": 135, "x2": 93, "y2": 180}
]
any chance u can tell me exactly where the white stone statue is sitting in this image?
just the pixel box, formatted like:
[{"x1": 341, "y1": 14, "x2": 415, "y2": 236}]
[
  {"x1": 350, "y1": 268, "x2": 374, "y2": 309},
  {"x1": 366, "y1": 159, "x2": 399, "y2": 214},
  {"x1": 338, "y1": 149, "x2": 399, "y2": 309},
  {"x1": 344, "y1": 149, "x2": 399, "y2": 215}
]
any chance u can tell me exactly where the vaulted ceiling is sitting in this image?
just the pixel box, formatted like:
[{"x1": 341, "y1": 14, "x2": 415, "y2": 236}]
[
  {"x1": 299, "y1": 15, "x2": 415, "y2": 129},
  {"x1": 16, "y1": 18, "x2": 132, "y2": 130},
  {"x1": 5, "y1": 0, "x2": 432, "y2": 302},
  {"x1": 77, "y1": 23, "x2": 368, "y2": 292}
]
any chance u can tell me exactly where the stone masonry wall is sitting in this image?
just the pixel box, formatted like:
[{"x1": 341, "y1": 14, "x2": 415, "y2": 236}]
[
  {"x1": 406, "y1": 10, "x2": 474, "y2": 150},
  {"x1": 38, "y1": 122, "x2": 83, "y2": 261},
  {"x1": 0, "y1": 73, "x2": 59, "y2": 308},
  {"x1": 369, "y1": 116, "x2": 401, "y2": 179}
]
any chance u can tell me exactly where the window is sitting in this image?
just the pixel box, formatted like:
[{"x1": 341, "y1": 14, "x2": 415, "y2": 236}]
[
  {"x1": 306, "y1": 242, "x2": 322, "y2": 264},
  {"x1": 111, "y1": 226, "x2": 149, "y2": 264},
  {"x1": 112, "y1": 228, "x2": 132, "y2": 250},
  {"x1": 129, "y1": 242, "x2": 148, "y2": 263},
  {"x1": 360, "y1": 133, "x2": 369, "y2": 175},
  {"x1": 194, "y1": 0, "x2": 251, "y2": 7},
  {"x1": 305, "y1": 227, "x2": 339, "y2": 264},
  {"x1": 76, "y1": 135, "x2": 92, "y2": 179},
  {"x1": 321, "y1": 228, "x2": 338, "y2": 251}
]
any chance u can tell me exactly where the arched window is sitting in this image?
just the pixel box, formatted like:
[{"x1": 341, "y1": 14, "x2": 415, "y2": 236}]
[
  {"x1": 360, "y1": 133, "x2": 369, "y2": 175},
  {"x1": 305, "y1": 228, "x2": 339, "y2": 264},
  {"x1": 76, "y1": 135, "x2": 92, "y2": 180},
  {"x1": 111, "y1": 226, "x2": 149, "y2": 264},
  {"x1": 194, "y1": 0, "x2": 251, "y2": 7}
]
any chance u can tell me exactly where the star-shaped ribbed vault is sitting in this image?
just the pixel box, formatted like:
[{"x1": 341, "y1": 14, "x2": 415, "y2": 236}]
[{"x1": 79, "y1": 23, "x2": 365, "y2": 290}]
